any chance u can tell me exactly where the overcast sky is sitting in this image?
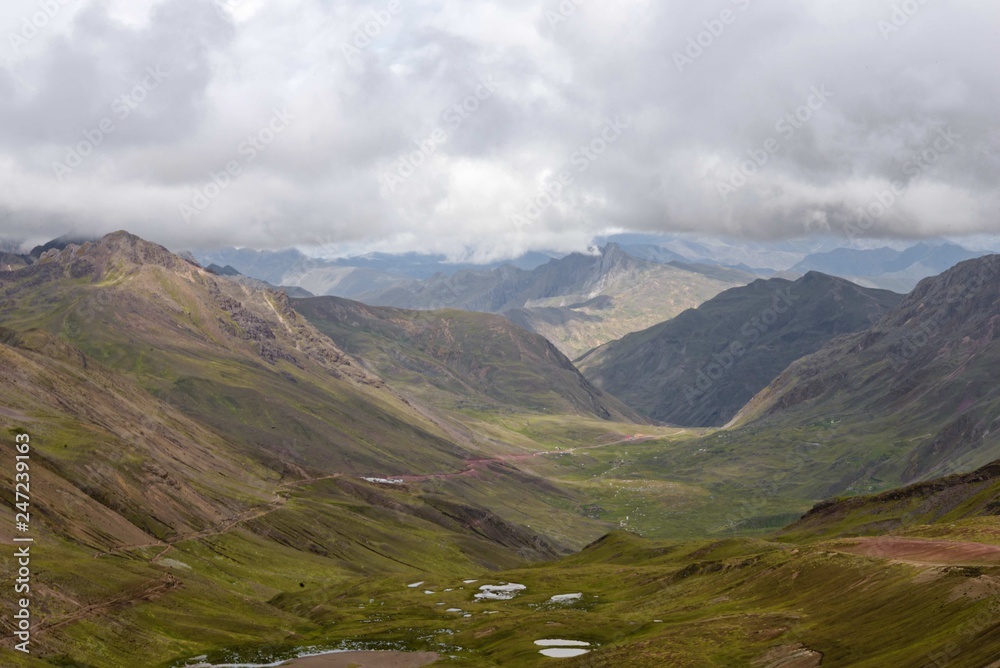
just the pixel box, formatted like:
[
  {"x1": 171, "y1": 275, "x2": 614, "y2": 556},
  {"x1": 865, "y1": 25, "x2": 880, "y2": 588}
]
[{"x1": 0, "y1": 0, "x2": 998, "y2": 259}]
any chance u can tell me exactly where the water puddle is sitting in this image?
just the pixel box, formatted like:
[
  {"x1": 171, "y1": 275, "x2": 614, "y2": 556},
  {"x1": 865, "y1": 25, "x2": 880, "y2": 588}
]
[
  {"x1": 539, "y1": 648, "x2": 591, "y2": 658},
  {"x1": 535, "y1": 639, "x2": 592, "y2": 659}
]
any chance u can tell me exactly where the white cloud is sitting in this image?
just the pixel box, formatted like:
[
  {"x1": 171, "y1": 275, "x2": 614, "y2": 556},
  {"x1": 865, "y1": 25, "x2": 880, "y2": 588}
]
[{"x1": 0, "y1": 0, "x2": 997, "y2": 256}]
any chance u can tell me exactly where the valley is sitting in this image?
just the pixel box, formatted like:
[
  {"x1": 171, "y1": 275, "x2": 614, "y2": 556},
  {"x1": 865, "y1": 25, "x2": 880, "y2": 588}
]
[{"x1": 0, "y1": 233, "x2": 998, "y2": 667}]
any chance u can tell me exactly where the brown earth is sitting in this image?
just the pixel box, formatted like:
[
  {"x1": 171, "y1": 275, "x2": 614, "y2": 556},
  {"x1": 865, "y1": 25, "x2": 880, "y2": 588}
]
[{"x1": 833, "y1": 537, "x2": 1000, "y2": 565}]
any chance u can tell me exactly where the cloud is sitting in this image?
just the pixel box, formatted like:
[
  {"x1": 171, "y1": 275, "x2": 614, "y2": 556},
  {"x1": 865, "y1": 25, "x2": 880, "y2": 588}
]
[{"x1": 0, "y1": 0, "x2": 997, "y2": 258}]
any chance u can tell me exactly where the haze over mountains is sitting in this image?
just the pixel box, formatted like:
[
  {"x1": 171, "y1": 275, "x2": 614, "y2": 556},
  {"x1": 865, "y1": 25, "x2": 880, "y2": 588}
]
[
  {"x1": 181, "y1": 235, "x2": 997, "y2": 359},
  {"x1": 790, "y1": 242, "x2": 988, "y2": 292}
]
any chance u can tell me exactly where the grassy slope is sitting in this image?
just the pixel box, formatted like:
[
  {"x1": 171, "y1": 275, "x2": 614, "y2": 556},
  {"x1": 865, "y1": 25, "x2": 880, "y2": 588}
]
[
  {"x1": 779, "y1": 458, "x2": 1000, "y2": 543},
  {"x1": 0, "y1": 234, "x2": 639, "y2": 666},
  {"x1": 176, "y1": 530, "x2": 999, "y2": 667},
  {"x1": 293, "y1": 296, "x2": 644, "y2": 422},
  {"x1": 726, "y1": 255, "x2": 1000, "y2": 498}
]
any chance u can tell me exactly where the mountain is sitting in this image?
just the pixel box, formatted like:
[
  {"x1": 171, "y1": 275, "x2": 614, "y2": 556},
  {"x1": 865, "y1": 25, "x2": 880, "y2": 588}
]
[
  {"x1": 791, "y1": 242, "x2": 988, "y2": 292},
  {"x1": 0, "y1": 232, "x2": 626, "y2": 665},
  {"x1": 194, "y1": 247, "x2": 409, "y2": 298},
  {"x1": 578, "y1": 272, "x2": 903, "y2": 427},
  {"x1": 363, "y1": 244, "x2": 756, "y2": 358},
  {"x1": 192, "y1": 247, "x2": 556, "y2": 299},
  {"x1": 295, "y1": 296, "x2": 644, "y2": 422},
  {"x1": 28, "y1": 233, "x2": 97, "y2": 259},
  {"x1": 2, "y1": 232, "x2": 999, "y2": 667},
  {"x1": 206, "y1": 262, "x2": 316, "y2": 297},
  {"x1": 733, "y1": 254, "x2": 1000, "y2": 485}
]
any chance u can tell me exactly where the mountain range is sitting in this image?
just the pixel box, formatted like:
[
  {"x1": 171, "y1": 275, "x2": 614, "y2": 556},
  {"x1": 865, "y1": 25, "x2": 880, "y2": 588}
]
[
  {"x1": 1, "y1": 231, "x2": 999, "y2": 666},
  {"x1": 733, "y1": 253, "x2": 1000, "y2": 485},
  {"x1": 790, "y1": 242, "x2": 988, "y2": 292},
  {"x1": 360, "y1": 244, "x2": 757, "y2": 358},
  {"x1": 578, "y1": 272, "x2": 903, "y2": 427}
]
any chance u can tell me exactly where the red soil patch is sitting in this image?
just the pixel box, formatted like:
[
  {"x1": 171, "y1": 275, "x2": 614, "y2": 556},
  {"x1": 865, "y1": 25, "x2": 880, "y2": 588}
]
[{"x1": 835, "y1": 537, "x2": 1000, "y2": 565}]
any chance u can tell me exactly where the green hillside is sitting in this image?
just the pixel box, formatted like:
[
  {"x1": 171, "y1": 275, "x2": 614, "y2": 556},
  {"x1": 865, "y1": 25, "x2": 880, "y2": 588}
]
[{"x1": 294, "y1": 296, "x2": 644, "y2": 422}]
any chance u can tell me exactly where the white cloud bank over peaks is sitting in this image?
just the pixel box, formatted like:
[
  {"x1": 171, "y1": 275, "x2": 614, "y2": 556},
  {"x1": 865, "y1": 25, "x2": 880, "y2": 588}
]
[{"x1": 0, "y1": 0, "x2": 997, "y2": 258}]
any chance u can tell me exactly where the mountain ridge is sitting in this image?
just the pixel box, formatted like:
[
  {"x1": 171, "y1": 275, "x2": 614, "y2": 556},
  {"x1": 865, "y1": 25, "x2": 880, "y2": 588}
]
[
  {"x1": 578, "y1": 271, "x2": 903, "y2": 427},
  {"x1": 731, "y1": 253, "x2": 1000, "y2": 485}
]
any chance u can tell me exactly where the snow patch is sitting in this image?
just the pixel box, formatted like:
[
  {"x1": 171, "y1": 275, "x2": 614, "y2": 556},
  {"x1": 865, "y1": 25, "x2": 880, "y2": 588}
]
[
  {"x1": 474, "y1": 583, "x2": 526, "y2": 601},
  {"x1": 548, "y1": 593, "x2": 583, "y2": 603}
]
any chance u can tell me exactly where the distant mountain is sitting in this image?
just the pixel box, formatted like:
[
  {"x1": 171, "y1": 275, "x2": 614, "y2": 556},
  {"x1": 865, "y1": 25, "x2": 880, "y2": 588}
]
[
  {"x1": 621, "y1": 243, "x2": 783, "y2": 277},
  {"x1": 734, "y1": 254, "x2": 1000, "y2": 484},
  {"x1": 193, "y1": 247, "x2": 556, "y2": 298},
  {"x1": 194, "y1": 247, "x2": 409, "y2": 298},
  {"x1": 599, "y1": 232, "x2": 823, "y2": 271},
  {"x1": 0, "y1": 251, "x2": 29, "y2": 271},
  {"x1": 295, "y1": 296, "x2": 645, "y2": 422},
  {"x1": 206, "y1": 262, "x2": 315, "y2": 297},
  {"x1": 29, "y1": 233, "x2": 97, "y2": 258},
  {"x1": 362, "y1": 244, "x2": 756, "y2": 357},
  {"x1": 791, "y1": 242, "x2": 988, "y2": 291},
  {"x1": 578, "y1": 273, "x2": 902, "y2": 427},
  {"x1": 320, "y1": 249, "x2": 556, "y2": 278}
]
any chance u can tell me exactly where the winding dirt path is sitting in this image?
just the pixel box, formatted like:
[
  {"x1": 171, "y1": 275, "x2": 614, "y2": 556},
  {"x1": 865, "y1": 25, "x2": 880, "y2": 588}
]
[
  {"x1": 34, "y1": 432, "x2": 656, "y2": 640},
  {"x1": 97, "y1": 433, "x2": 658, "y2": 557}
]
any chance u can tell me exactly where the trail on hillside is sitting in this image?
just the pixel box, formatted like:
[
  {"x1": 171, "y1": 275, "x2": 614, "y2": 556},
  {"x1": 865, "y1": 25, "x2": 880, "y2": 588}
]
[
  {"x1": 96, "y1": 433, "x2": 658, "y2": 557},
  {"x1": 0, "y1": 574, "x2": 180, "y2": 646},
  {"x1": 46, "y1": 433, "x2": 657, "y2": 638},
  {"x1": 93, "y1": 474, "x2": 346, "y2": 559}
]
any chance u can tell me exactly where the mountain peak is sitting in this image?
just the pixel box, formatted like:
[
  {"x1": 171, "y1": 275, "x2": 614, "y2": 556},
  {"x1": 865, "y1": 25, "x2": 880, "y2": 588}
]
[{"x1": 36, "y1": 230, "x2": 195, "y2": 278}]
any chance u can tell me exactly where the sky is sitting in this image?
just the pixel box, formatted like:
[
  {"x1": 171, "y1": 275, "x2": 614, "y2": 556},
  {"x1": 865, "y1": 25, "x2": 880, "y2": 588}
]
[{"x1": 0, "y1": 0, "x2": 998, "y2": 260}]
